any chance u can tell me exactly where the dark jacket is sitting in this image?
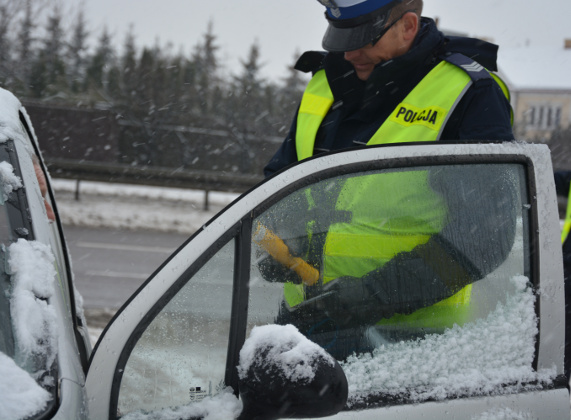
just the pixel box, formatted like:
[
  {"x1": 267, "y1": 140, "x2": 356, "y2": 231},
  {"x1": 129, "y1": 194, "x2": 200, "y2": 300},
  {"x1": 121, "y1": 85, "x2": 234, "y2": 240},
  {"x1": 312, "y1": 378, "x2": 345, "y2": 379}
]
[
  {"x1": 264, "y1": 18, "x2": 513, "y2": 177},
  {"x1": 555, "y1": 171, "x2": 571, "y2": 200},
  {"x1": 262, "y1": 18, "x2": 516, "y2": 336}
]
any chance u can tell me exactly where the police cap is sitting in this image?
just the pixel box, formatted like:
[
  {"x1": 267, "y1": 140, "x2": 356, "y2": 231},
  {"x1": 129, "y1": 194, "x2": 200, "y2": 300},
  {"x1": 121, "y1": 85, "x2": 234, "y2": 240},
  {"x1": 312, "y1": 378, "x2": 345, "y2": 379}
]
[{"x1": 318, "y1": 0, "x2": 403, "y2": 52}]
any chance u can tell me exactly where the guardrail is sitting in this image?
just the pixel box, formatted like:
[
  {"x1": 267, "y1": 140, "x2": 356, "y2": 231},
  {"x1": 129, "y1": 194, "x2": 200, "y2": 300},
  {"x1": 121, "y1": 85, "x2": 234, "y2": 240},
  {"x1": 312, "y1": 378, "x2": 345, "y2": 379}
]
[
  {"x1": 46, "y1": 158, "x2": 570, "y2": 216},
  {"x1": 45, "y1": 158, "x2": 264, "y2": 210}
]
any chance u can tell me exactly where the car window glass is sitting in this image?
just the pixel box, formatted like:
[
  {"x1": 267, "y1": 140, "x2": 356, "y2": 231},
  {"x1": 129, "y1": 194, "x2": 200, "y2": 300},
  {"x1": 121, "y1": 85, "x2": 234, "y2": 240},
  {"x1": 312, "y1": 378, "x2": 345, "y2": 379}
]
[
  {"x1": 248, "y1": 163, "x2": 549, "y2": 406},
  {"x1": 117, "y1": 239, "x2": 235, "y2": 417}
]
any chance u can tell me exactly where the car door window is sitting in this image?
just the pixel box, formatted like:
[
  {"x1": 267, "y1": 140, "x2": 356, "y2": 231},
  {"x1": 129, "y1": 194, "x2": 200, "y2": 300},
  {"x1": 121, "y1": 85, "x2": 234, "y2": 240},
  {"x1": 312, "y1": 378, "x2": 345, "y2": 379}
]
[
  {"x1": 117, "y1": 239, "x2": 235, "y2": 417},
  {"x1": 247, "y1": 162, "x2": 551, "y2": 408}
]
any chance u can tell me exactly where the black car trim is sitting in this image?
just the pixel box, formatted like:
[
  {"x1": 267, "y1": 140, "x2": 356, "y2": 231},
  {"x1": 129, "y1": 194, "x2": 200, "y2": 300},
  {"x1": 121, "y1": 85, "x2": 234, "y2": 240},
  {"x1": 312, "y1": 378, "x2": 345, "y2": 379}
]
[{"x1": 225, "y1": 218, "x2": 252, "y2": 393}]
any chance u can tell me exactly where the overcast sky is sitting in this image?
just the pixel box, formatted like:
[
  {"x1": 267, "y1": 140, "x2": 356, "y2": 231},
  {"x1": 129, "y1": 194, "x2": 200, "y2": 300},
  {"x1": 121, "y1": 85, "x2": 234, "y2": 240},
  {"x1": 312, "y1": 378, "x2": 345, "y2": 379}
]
[{"x1": 61, "y1": 0, "x2": 571, "y2": 79}]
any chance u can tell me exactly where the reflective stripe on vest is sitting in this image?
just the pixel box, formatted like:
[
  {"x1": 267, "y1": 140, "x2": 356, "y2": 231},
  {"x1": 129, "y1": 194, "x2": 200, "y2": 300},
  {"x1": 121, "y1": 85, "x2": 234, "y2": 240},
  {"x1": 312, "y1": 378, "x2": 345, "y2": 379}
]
[
  {"x1": 296, "y1": 69, "x2": 334, "y2": 161},
  {"x1": 295, "y1": 60, "x2": 475, "y2": 158},
  {"x1": 322, "y1": 171, "x2": 446, "y2": 283},
  {"x1": 562, "y1": 183, "x2": 571, "y2": 244}
]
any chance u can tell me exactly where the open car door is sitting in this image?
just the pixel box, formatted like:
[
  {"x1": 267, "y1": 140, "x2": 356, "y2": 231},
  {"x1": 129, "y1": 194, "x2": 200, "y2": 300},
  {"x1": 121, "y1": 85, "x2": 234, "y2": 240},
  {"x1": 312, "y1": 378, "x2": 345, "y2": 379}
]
[{"x1": 86, "y1": 142, "x2": 569, "y2": 419}]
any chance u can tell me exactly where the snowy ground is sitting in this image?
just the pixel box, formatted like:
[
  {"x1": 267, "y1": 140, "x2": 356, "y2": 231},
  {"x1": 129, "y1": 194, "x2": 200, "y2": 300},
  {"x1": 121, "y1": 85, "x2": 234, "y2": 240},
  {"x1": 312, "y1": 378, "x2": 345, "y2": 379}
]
[{"x1": 51, "y1": 179, "x2": 240, "y2": 235}]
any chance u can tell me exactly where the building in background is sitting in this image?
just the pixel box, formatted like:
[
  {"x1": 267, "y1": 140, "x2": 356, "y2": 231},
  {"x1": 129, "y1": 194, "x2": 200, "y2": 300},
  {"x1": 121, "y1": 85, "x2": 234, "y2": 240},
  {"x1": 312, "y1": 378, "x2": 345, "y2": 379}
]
[{"x1": 498, "y1": 40, "x2": 571, "y2": 143}]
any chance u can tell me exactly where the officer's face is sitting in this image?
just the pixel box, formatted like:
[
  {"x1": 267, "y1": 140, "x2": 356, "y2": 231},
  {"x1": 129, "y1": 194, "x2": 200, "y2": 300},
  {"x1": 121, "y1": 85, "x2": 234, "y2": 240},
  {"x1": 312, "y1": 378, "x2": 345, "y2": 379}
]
[
  {"x1": 343, "y1": 13, "x2": 417, "y2": 81},
  {"x1": 34, "y1": 160, "x2": 55, "y2": 222}
]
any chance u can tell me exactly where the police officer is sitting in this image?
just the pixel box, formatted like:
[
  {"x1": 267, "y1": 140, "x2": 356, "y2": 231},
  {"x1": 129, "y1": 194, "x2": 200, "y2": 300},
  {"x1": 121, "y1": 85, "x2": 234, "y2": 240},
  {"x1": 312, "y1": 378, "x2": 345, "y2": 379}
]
[
  {"x1": 261, "y1": 0, "x2": 516, "y2": 356},
  {"x1": 265, "y1": 0, "x2": 513, "y2": 175}
]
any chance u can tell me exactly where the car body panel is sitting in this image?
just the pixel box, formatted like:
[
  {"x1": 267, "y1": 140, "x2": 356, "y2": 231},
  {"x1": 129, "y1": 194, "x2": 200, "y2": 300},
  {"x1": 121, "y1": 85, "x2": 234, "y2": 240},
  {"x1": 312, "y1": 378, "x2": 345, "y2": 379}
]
[{"x1": 319, "y1": 389, "x2": 571, "y2": 419}]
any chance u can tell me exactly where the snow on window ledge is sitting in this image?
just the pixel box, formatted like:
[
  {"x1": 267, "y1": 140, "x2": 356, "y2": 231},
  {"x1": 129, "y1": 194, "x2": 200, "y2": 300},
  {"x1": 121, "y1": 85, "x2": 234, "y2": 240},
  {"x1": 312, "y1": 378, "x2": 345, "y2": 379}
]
[
  {"x1": 0, "y1": 239, "x2": 58, "y2": 419},
  {"x1": 8, "y1": 239, "x2": 58, "y2": 373},
  {"x1": 0, "y1": 161, "x2": 22, "y2": 203},
  {"x1": 0, "y1": 351, "x2": 52, "y2": 419},
  {"x1": 341, "y1": 275, "x2": 555, "y2": 407}
]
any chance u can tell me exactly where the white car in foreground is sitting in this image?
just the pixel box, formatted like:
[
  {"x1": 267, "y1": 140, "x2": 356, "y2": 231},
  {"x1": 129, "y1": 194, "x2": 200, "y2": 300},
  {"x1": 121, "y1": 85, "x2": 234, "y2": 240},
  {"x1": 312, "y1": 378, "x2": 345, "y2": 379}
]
[{"x1": 0, "y1": 86, "x2": 569, "y2": 419}]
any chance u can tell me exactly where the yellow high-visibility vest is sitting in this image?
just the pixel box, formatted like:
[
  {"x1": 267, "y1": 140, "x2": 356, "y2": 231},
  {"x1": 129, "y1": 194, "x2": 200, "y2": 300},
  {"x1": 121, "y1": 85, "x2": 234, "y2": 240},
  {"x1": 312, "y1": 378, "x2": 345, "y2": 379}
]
[{"x1": 285, "y1": 59, "x2": 507, "y2": 328}]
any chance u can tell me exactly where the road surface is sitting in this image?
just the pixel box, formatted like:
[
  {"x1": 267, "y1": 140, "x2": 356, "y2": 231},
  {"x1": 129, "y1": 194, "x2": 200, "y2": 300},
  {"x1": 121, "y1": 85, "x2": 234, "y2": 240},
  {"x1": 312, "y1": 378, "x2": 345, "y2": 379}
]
[{"x1": 64, "y1": 225, "x2": 190, "y2": 309}]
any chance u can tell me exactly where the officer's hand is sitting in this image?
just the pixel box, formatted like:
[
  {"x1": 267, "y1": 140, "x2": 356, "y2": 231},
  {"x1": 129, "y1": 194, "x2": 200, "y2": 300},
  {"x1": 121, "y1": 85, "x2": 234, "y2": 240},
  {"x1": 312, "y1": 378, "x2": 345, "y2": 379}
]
[
  {"x1": 318, "y1": 276, "x2": 394, "y2": 328},
  {"x1": 257, "y1": 254, "x2": 304, "y2": 284},
  {"x1": 317, "y1": 276, "x2": 368, "y2": 327}
]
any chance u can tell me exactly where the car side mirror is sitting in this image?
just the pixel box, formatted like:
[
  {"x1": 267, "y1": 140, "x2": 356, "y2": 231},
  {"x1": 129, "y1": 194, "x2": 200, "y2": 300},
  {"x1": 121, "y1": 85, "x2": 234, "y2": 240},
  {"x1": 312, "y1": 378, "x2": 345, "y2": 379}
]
[{"x1": 237, "y1": 324, "x2": 348, "y2": 420}]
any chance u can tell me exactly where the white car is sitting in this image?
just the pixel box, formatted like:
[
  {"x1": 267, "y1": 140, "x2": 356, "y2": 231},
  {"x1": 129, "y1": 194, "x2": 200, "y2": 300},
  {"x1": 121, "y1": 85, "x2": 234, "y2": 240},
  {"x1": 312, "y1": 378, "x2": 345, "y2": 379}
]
[
  {"x1": 0, "y1": 86, "x2": 569, "y2": 419},
  {"x1": 0, "y1": 89, "x2": 92, "y2": 420}
]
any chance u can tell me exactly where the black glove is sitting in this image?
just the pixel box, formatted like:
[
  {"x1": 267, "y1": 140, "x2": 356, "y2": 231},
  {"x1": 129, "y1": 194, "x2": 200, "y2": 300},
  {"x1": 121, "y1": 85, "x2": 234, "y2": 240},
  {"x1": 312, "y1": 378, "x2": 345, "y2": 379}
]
[
  {"x1": 257, "y1": 254, "x2": 305, "y2": 284},
  {"x1": 316, "y1": 276, "x2": 396, "y2": 328}
]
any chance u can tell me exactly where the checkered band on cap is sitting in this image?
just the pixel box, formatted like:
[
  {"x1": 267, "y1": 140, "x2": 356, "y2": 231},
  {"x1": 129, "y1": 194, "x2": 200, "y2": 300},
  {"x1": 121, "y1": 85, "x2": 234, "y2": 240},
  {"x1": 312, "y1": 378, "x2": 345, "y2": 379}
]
[{"x1": 319, "y1": 0, "x2": 398, "y2": 20}]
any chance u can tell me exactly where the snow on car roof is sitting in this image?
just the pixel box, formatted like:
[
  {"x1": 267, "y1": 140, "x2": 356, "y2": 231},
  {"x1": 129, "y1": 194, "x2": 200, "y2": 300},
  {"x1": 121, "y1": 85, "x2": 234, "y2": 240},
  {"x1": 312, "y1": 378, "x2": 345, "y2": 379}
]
[{"x1": 0, "y1": 88, "x2": 27, "y2": 144}]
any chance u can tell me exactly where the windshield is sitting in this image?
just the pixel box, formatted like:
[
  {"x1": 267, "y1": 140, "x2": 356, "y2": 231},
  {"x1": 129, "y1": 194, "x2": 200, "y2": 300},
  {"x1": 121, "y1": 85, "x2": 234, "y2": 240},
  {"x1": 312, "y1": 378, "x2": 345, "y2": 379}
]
[{"x1": 247, "y1": 161, "x2": 555, "y2": 407}]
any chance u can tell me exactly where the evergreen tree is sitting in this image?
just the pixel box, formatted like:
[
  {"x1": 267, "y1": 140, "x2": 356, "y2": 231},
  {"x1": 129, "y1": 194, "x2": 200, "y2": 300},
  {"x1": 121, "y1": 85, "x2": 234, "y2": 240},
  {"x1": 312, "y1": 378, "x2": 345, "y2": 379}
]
[
  {"x1": 225, "y1": 40, "x2": 267, "y2": 171},
  {"x1": 0, "y1": 1, "x2": 17, "y2": 79},
  {"x1": 28, "y1": 3, "x2": 67, "y2": 98},
  {"x1": 42, "y1": 4, "x2": 66, "y2": 93},
  {"x1": 67, "y1": 3, "x2": 89, "y2": 93},
  {"x1": 0, "y1": 0, "x2": 34, "y2": 90},
  {"x1": 85, "y1": 26, "x2": 114, "y2": 95},
  {"x1": 236, "y1": 41, "x2": 264, "y2": 97},
  {"x1": 231, "y1": 40, "x2": 266, "y2": 128},
  {"x1": 191, "y1": 20, "x2": 220, "y2": 117},
  {"x1": 120, "y1": 25, "x2": 138, "y2": 101},
  {"x1": 15, "y1": 0, "x2": 34, "y2": 93}
]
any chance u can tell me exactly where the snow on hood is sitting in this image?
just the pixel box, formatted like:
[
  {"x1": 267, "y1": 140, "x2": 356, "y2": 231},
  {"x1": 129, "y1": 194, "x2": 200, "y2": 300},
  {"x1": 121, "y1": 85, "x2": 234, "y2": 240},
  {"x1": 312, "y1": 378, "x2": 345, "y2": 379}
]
[
  {"x1": 238, "y1": 323, "x2": 335, "y2": 383},
  {"x1": 0, "y1": 161, "x2": 22, "y2": 203},
  {"x1": 0, "y1": 352, "x2": 51, "y2": 420}
]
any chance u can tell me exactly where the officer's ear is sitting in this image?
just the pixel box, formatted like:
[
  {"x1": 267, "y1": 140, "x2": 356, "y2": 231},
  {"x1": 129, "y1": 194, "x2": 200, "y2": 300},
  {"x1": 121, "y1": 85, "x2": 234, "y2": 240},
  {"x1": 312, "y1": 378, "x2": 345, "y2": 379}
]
[{"x1": 399, "y1": 12, "x2": 419, "y2": 42}]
